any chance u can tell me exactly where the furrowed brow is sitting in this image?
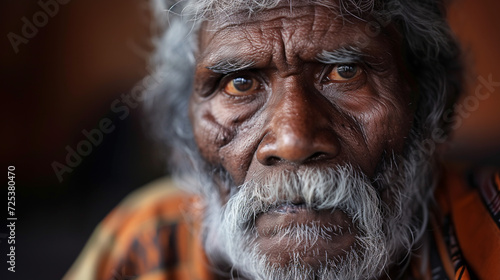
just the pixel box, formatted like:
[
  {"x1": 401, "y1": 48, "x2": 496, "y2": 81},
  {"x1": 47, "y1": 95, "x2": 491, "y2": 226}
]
[
  {"x1": 206, "y1": 58, "x2": 256, "y2": 74},
  {"x1": 316, "y1": 46, "x2": 366, "y2": 64}
]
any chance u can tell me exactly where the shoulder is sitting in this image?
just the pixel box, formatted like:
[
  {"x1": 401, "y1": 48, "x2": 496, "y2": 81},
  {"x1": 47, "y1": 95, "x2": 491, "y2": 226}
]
[
  {"x1": 434, "y1": 167, "x2": 500, "y2": 280},
  {"x1": 65, "y1": 178, "x2": 205, "y2": 280},
  {"x1": 102, "y1": 177, "x2": 198, "y2": 231}
]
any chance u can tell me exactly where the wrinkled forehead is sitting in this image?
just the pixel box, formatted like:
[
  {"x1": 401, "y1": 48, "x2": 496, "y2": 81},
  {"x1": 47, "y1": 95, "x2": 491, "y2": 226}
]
[
  {"x1": 199, "y1": 4, "x2": 342, "y2": 51},
  {"x1": 195, "y1": 1, "x2": 401, "y2": 69}
]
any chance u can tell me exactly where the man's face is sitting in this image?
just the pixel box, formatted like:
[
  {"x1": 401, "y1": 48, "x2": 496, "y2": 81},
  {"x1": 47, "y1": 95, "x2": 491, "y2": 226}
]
[{"x1": 189, "y1": 2, "x2": 416, "y2": 278}]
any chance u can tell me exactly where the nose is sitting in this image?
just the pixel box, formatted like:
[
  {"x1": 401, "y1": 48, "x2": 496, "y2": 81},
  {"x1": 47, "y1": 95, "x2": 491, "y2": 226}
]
[{"x1": 256, "y1": 85, "x2": 340, "y2": 166}]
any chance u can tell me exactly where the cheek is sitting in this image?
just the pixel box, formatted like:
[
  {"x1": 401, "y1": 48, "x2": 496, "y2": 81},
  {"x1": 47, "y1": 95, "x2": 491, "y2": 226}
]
[
  {"x1": 190, "y1": 94, "x2": 264, "y2": 183},
  {"x1": 328, "y1": 80, "x2": 412, "y2": 174},
  {"x1": 190, "y1": 99, "x2": 236, "y2": 166},
  {"x1": 218, "y1": 130, "x2": 262, "y2": 184},
  {"x1": 360, "y1": 95, "x2": 413, "y2": 156}
]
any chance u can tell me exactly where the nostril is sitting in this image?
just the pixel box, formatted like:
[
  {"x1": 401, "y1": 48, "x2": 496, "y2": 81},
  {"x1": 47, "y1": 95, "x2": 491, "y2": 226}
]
[
  {"x1": 263, "y1": 152, "x2": 331, "y2": 166},
  {"x1": 256, "y1": 125, "x2": 340, "y2": 166},
  {"x1": 307, "y1": 152, "x2": 329, "y2": 162},
  {"x1": 264, "y1": 156, "x2": 281, "y2": 166}
]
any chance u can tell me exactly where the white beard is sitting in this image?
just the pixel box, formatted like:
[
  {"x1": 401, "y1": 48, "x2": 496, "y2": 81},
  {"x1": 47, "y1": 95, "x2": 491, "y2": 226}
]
[{"x1": 196, "y1": 142, "x2": 434, "y2": 280}]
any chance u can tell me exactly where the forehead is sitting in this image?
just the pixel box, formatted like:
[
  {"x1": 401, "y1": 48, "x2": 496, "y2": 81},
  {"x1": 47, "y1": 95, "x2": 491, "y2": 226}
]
[
  {"x1": 197, "y1": 4, "x2": 398, "y2": 70},
  {"x1": 200, "y1": 4, "x2": 341, "y2": 43}
]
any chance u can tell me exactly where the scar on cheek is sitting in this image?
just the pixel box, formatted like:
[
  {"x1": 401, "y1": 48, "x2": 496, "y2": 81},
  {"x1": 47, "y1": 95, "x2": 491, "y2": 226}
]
[{"x1": 201, "y1": 111, "x2": 235, "y2": 147}]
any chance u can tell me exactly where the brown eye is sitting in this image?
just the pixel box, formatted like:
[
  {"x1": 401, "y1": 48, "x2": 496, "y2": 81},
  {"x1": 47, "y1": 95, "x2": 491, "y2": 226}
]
[
  {"x1": 224, "y1": 76, "x2": 259, "y2": 96},
  {"x1": 327, "y1": 64, "x2": 361, "y2": 81}
]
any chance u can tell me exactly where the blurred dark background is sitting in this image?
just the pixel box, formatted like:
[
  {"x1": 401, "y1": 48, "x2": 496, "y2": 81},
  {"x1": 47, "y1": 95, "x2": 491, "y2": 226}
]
[
  {"x1": 0, "y1": 0, "x2": 499, "y2": 279},
  {"x1": 0, "y1": 1, "x2": 165, "y2": 279}
]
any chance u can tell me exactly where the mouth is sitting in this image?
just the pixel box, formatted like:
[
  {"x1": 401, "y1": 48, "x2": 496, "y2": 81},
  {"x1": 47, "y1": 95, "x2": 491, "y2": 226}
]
[
  {"x1": 257, "y1": 203, "x2": 354, "y2": 236},
  {"x1": 254, "y1": 201, "x2": 358, "y2": 266},
  {"x1": 269, "y1": 201, "x2": 308, "y2": 214}
]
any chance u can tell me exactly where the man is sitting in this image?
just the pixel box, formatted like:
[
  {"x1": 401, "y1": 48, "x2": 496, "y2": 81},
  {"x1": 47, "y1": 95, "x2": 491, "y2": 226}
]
[{"x1": 66, "y1": 0, "x2": 500, "y2": 279}]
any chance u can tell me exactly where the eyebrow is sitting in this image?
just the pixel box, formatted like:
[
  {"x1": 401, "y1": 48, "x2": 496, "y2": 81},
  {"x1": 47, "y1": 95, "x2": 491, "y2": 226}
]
[
  {"x1": 206, "y1": 58, "x2": 256, "y2": 74},
  {"x1": 316, "y1": 46, "x2": 366, "y2": 64}
]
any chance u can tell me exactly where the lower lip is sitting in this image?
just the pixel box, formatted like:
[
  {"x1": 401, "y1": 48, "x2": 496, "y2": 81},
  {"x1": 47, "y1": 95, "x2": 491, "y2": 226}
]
[
  {"x1": 255, "y1": 206, "x2": 357, "y2": 266},
  {"x1": 257, "y1": 206, "x2": 354, "y2": 233}
]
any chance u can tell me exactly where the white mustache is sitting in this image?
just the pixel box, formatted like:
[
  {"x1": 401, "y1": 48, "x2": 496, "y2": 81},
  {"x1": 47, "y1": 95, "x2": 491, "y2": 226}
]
[{"x1": 221, "y1": 165, "x2": 383, "y2": 237}]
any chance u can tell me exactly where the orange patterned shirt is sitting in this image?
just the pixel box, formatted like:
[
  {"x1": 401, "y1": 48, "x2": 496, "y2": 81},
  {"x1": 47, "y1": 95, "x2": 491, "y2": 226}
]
[{"x1": 64, "y1": 178, "x2": 215, "y2": 280}]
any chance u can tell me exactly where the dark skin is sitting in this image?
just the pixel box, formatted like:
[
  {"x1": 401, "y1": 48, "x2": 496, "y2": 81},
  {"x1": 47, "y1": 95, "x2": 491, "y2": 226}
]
[{"x1": 190, "y1": 2, "x2": 414, "y2": 271}]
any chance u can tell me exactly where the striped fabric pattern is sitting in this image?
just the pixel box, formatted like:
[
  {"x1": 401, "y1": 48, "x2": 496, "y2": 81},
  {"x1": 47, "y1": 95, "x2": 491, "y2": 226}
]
[
  {"x1": 477, "y1": 171, "x2": 500, "y2": 228},
  {"x1": 429, "y1": 168, "x2": 500, "y2": 280}
]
